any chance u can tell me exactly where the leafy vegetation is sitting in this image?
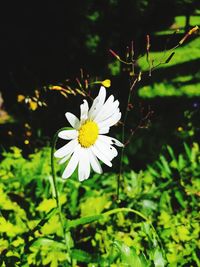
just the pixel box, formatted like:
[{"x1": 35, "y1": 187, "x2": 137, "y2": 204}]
[
  {"x1": 138, "y1": 15, "x2": 200, "y2": 98},
  {"x1": 0, "y1": 142, "x2": 199, "y2": 266}
]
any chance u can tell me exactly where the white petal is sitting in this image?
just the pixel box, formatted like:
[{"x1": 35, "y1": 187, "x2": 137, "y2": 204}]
[
  {"x1": 65, "y1": 112, "x2": 80, "y2": 129},
  {"x1": 78, "y1": 148, "x2": 90, "y2": 181},
  {"x1": 92, "y1": 95, "x2": 114, "y2": 121},
  {"x1": 98, "y1": 110, "x2": 121, "y2": 128},
  {"x1": 110, "y1": 146, "x2": 118, "y2": 157},
  {"x1": 88, "y1": 149, "x2": 102, "y2": 174},
  {"x1": 88, "y1": 86, "x2": 106, "y2": 120},
  {"x1": 91, "y1": 144, "x2": 112, "y2": 167},
  {"x1": 62, "y1": 145, "x2": 81, "y2": 179},
  {"x1": 58, "y1": 130, "x2": 78, "y2": 140},
  {"x1": 98, "y1": 135, "x2": 124, "y2": 147},
  {"x1": 80, "y1": 100, "x2": 89, "y2": 124},
  {"x1": 58, "y1": 154, "x2": 71, "y2": 164},
  {"x1": 54, "y1": 139, "x2": 78, "y2": 158},
  {"x1": 99, "y1": 127, "x2": 110, "y2": 134},
  {"x1": 95, "y1": 95, "x2": 119, "y2": 123},
  {"x1": 105, "y1": 95, "x2": 114, "y2": 105},
  {"x1": 95, "y1": 139, "x2": 117, "y2": 161},
  {"x1": 95, "y1": 101, "x2": 119, "y2": 123}
]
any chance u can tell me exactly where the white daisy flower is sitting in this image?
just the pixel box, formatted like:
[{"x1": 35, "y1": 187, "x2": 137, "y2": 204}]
[{"x1": 54, "y1": 86, "x2": 123, "y2": 181}]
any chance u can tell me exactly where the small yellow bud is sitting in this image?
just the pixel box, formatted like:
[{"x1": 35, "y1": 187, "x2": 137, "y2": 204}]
[
  {"x1": 102, "y1": 79, "x2": 111, "y2": 88},
  {"x1": 24, "y1": 139, "x2": 29, "y2": 145},
  {"x1": 17, "y1": 94, "x2": 25, "y2": 102},
  {"x1": 29, "y1": 101, "x2": 38, "y2": 111},
  {"x1": 49, "y1": 85, "x2": 63, "y2": 91}
]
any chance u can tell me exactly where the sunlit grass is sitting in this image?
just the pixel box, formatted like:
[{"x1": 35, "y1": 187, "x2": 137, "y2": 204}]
[
  {"x1": 138, "y1": 22, "x2": 200, "y2": 98},
  {"x1": 175, "y1": 15, "x2": 200, "y2": 28},
  {"x1": 154, "y1": 15, "x2": 200, "y2": 36},
  {"x1": 139, "y1": 82, "x2": 200, "y2": 98},
  {"x1": 138, "y1": 37, "x2": 200, "y2": 71}
]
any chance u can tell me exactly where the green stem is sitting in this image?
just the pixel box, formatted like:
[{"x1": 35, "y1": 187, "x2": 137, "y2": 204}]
[
  {"x1": 117, "y1": 78, "x2": 138, "y2": 200},
  {"x1": 103, "y1": 207, "x2": 148, "y2": 221},
  {"x1": 51, "y1": 127, "x2": 73, "y2": 265},
  {"x1": 51, "y1": 127, "x2": 69, "y2": 210},
  {"x1": 117, "y1": 103, "x2": 129, "y2": 199}
]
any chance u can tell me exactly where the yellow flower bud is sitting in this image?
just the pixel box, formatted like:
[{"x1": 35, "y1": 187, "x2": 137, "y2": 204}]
[
  {"x1": 102, "y1": 79, "x2": 111, "y2": 88},
  {"x1": 29, "y1": 101, "x2": 38, "y2": 111},
  {"x1": 17, "y1": 94, "x2": 25, "y2": 102}
]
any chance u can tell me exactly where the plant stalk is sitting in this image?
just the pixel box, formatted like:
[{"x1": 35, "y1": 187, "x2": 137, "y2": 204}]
[{"x1": 51, "y1": 127, "x2": 73, "y2": 266}]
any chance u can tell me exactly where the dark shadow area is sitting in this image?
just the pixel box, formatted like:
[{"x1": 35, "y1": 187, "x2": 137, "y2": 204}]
[{"x1": 0, "y1": 1, "x2": 199, "y2": 170}]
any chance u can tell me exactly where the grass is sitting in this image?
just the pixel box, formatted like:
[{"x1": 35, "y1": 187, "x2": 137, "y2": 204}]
[
  {"x1": 0, "y1": 143, "x2": 199, "y2": 266},
  {"x1": 138, "y1": 37, "x2": 200, "y2": 71},
  {"x1": 139, "y1": 82, "x2": 200, "y2": 98},
  {"x1": 138, "y1": 15, "x2": 200, "y2": 98},
  {"x1": 154, "y1": 15, "x2": 200, "y2": 36}
]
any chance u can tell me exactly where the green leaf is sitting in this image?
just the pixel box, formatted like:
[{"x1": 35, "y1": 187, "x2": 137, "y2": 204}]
[
  {"x1": 80, "y1": 195, "x2": 111, "y2": 217},
  {"x1": 66, "y1": 214, "x2": 103, "y2": 230},
  {"x1": 29, "y1": 208, "x2": 58, "y2": 235},
  {"x1": 153, "y1": 248, "x2": 165, "y2": 267},
  {"x1": 159, "y1": 155, "x2": 171, "y2": 177},
  {"x1": 31, "y1": 238, "x2": 66, "y2": 250},
  {"x1": 68, "y1": 184, "x2": 79, "y2": 216},
  {"x1": 178, "y1": 154, "x2": 185, "y2": 170},
  {"x1": 142, "y1": 200, "x2": 157, "y2": 211},
  {"x1": 175, "y1": 191, "x2": 186, "y2": 209},
  {"x1": 71, "y1": 249, "x2": 93, "y2": 263},
  {"x1": 142, "y1": 222, "x2": 157, "y2": 247},
  {"x1": 123, "y1": 155, "x2": 129, "y2": 165},
  {"x1": 184, "y1": 142, "x2": 191, "y2": 160},
  {"x1": 167, "y1": 145, "x2": 177, "y2": 163},
  {"x1": 147, "y1": 165, "x2": 160, "y2": 177},
  {"x1": 113, "y1": 241, "x2": 147, "y2": 267}
]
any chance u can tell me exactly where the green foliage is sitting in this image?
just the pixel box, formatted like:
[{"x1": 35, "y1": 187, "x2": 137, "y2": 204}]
[
  {"x1": 175, "y1": 15, "x2": 200, "y2": 29},
  {"x1": 108, "y1": 60, "x2": 121, "y2": 76},
  {"x1": 138, "y1": 25, "x2": 200, "y2": 98},
  {"x1": 138, "y1": 82, "x2": 200, "y2": 98},
  {"x1": 85, "y1": 34, "x2": 100, "y2": 54},
  {"x1": 139, "y1": 37, "x2": 200, "y2": 72},
  {"x1": 146, "y1": 143, "x2": 200, "y2": 266},
  {"x1": 113, "y1": 241, "x2": 149, "y2": 267},
  {"x1": 0, "y1": 142, "x2": 199, "y2": 266},
  {"x1": 154, "y1": 15, "x2": 200, "y2": 35}
]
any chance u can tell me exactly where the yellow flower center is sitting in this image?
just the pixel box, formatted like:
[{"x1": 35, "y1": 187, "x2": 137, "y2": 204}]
[{"x1": 78, "y1": 120, "x2": 99, "y2": 148}]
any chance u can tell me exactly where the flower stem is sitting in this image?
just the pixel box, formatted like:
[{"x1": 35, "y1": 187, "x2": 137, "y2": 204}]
[
  {"x1": 117, "y1": 78, "x2": 138, "y2": 200},
  {"x1": 51, "y1": 127, "x2": 73, "y2": 265},
  {"x1": 103, "y1": 207, "x2": 148, "y2": 221}
]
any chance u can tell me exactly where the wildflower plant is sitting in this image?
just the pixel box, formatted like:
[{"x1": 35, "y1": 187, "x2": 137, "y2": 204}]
[
  {"x1": 47, "y1": 26, "x2": 199, "y2": 265},
  {"x1": 0, "y1": 25, "x2": 199, "y2": 267},
  {"x1": 50, "y1": 85, "x2": 161, "y2": 265}
]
